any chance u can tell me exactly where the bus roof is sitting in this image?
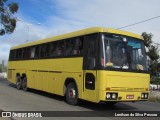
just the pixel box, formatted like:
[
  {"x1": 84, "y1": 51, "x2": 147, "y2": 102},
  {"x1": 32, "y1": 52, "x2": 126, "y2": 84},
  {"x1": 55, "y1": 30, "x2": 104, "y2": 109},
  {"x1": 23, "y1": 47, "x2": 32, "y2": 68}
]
[{"x1": 11, "y1": 27, "x2": 143, "y2": 50}]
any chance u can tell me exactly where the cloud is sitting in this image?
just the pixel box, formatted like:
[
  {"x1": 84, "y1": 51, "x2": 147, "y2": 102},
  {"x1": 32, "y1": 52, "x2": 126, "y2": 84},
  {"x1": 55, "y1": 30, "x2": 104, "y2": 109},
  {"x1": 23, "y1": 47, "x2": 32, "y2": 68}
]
[
  {"x1": 0, "y1": 43, "x2": 11, "y2": 62},
  {"x1": 54, "y1": 0, "x2": 160, "y2": 27},
  {"x1": 0, "y1": 15, "x2": 83, "y2": 64}
]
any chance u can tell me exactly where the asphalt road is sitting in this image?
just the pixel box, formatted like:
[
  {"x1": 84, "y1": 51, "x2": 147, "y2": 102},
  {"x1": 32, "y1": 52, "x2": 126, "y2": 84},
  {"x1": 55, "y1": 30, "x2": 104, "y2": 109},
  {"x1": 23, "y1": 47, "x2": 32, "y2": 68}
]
[{"x1": 0, "y1": 78, "x2": 160, "y2": 120}]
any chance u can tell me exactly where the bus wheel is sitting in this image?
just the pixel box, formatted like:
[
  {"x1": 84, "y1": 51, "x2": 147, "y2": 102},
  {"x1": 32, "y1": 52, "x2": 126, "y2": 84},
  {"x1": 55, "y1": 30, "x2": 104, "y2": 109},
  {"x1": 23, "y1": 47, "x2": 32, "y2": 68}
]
[
  {"x1": 66, "y1": 82, "x2": 78, "y2": 105},
  {"x1": 16, "y1": 76, "x2": 22, "y2": 90},
  {"x1": 22, "y1": 77, "x2": 27, "y2": 91}
]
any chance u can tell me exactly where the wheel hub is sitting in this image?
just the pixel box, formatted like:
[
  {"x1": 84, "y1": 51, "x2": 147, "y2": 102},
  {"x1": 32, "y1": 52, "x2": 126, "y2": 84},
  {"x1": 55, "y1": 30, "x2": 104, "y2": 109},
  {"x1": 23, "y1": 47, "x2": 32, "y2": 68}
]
[{"x1": 69, "y1": 89, "x2": 76, "y2": 99}]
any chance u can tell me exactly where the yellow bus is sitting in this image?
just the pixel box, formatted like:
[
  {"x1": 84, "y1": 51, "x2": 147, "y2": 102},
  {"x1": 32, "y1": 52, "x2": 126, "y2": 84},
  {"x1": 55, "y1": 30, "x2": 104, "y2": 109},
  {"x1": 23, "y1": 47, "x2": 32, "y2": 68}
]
[{"x1": 7, "y1": 27, "x2": 150, "y2": 105}]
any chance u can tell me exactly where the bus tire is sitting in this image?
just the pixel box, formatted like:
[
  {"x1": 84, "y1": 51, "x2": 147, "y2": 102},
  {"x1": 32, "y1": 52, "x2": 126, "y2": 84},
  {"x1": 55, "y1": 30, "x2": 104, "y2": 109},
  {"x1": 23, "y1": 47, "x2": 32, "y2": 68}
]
[
  {"x1": 65, "y1": 82, "x2": 78, "y2": 105},
  {"x1": 22, "y1": 77, "x2": 27, "y2": 91},
  {"x1": 16, "y1": 76, "x2": 22, "y2": 90}
]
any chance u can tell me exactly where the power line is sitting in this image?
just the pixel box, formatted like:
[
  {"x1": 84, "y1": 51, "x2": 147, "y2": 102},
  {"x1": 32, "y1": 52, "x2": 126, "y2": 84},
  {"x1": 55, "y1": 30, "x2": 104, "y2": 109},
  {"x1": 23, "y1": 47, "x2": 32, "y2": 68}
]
[
  {"x1": 117, "y1": 16, "x2": 160, "y2": 29},
  {"x1": 153, "y1": 42, "x2": 160, "y2": 46}
]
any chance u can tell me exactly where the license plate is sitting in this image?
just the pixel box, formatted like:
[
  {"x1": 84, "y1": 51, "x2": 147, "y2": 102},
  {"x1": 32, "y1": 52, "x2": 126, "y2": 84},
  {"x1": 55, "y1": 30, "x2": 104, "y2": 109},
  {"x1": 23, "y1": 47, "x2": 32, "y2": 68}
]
[{"x1": 126, "y1": 95, "x2": 134, "y2": 99}]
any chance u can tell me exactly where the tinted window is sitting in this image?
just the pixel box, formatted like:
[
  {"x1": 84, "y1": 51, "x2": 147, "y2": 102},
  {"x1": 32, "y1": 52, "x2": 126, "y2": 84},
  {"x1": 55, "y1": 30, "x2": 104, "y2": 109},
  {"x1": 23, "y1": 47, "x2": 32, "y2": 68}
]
[
  {"x1": 40, "y1": 44, "x2": 46, "y2": 58},
  {"x1": 30, "y1": 47, "x2": 36, "y2": 58},
  {"x1": 83, "y1": 34, "x2": 98, "y2": 70},
  {"x1": 9, "y1": 35, "x2": 84, "y2": 61},
  {"x1": 35, "y1": 46, "x2": 40, "y2": 58},
  {"x1": 24, "y1": 47, "x2": 31, "y2": 59},
  {"x1": 16, "y1": 49, "x2": 22, "y2": 60},
  {"x1": 64, "y1": 37, "x2": 83, "y2": 56},
  {"x1": 9, "y1": 50, "x2": 16, "y2": 61}
]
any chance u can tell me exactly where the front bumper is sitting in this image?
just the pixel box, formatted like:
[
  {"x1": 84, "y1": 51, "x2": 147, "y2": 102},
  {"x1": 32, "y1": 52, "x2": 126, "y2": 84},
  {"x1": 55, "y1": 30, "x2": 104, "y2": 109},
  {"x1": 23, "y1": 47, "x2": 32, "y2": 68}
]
[{"x1": 99, "y1": 91, "x2": 149, "y2": 102}]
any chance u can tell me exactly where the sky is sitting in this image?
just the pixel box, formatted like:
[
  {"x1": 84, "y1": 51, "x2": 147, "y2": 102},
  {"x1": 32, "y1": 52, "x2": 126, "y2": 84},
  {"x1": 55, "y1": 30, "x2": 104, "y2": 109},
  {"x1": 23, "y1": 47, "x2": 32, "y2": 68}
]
[{"x1": 0, "y1": 0, "x2": 160, "y2": 64}]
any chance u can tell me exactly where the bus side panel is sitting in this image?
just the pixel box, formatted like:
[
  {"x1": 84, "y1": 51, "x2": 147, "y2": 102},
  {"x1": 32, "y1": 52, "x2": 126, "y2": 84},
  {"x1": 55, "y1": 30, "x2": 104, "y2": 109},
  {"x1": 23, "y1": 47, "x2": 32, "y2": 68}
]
[
  {"x1": 7, "y1": 61, "x2": 17, "y2": 84},
  {"x1": 7, "y1": 58, "x2": 84, "y2": 98},
  {"x1": 47, "y1": 72, "x2": 55, "y2": 94},
  {"x1": 27, "y1": 71, "x2": 35, "y2": 89}
]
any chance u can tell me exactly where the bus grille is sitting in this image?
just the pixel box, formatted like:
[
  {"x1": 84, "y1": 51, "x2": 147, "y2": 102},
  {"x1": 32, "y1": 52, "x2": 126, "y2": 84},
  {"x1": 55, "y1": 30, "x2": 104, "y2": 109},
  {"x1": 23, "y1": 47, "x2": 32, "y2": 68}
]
[{"x1": 110, "y1": 87, "x2": 145, "y2": 91}]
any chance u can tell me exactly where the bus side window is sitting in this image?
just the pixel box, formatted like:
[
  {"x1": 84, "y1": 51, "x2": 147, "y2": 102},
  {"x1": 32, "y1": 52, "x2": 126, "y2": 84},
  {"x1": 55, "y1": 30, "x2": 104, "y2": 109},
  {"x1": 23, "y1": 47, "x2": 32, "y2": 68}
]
[
  {"x1": 15, "y1": 50, "x2": 18, "y2": 60},
  {"x1": 40, "y1": 44, "x2": 46, "y2": 58},
  {"x1": 13, "y1": 50, "x2": 16, "y2": 60},
  {"x1": 50, "y1": 42, "x2": 57, "y2": 57},
  {"x1": 49, "y1": 42, "x2": 54, "y2": 57},
  {"x1": 10, "y1": 50, "x2": 16, "y2": 60},
  {"x1": 23, "y1": 48, "x2": 26, "y2": 59},
  {"x1": 16, "y1": 49, "x2": 22, "y2": 60},
  {"x1": 57, "y1": 41, "x2": 65, "y2": 56},
  {"x1": 71, "y1": 38, "x2": 78, "y2": 55},
  {"x1": 30, "y1": 47, "x2": 36, "y2": 58},
  {"x1": 19, "y1": 49, "x2": 22, "y2": 60},
  {"x1": 45, "y1": 43, "x2": 50, "y2": 57},
  {"x1": 24, "y1": 47, "x2": 31, "y2": 59},
  {"x1": 55, "y1": 42, "x2": 62, "y2": 56},
  {"x1": 35, "y1": 46, "x2": 40, "y2": 58},
  {"x1": 9, "y1": 51, "x2": 12, "y2": 61},
  {"x1": 78, "y1": 37, "x2": 83, "y2": 54},
  {"x1": 61, "y1": 40, "x2": 66, "y2": 56},
  {"x1": 71, "y1": 37, "x2": 83, "y2": 55},
  {"x1": 21, "y1": 49, "x2": 24, "y2": 59},
  {"x1": 64, "y1": 39, "x2": 72, "y2": 56},
  {"x1": 83, "y1": 34, "x2": 97, "y2": 70}
]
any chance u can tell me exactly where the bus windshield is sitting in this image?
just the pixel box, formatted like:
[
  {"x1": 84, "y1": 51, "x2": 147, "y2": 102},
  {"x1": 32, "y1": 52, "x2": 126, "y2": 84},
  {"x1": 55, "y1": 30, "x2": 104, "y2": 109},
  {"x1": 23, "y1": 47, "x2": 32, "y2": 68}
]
[{"x1": 101, "y1": 34, "x2": 147, "y2": 71}]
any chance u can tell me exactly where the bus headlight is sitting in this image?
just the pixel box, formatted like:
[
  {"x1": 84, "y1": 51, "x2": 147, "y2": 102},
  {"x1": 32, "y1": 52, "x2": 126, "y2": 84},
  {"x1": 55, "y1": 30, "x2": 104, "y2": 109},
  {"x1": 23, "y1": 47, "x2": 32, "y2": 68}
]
[
  {"x1": 112, "y1": 93, "x2": 117, "y2": 99},
  {"x1": 106, "y1": 92, "x2": 118, "y2": 100},
  {"x1": 141, "y1": 93, "x2": 148, "y2": 99},
  {"x1": 106, "y1": 93, "x2": 111, "y2": 99},
  {"x1": 145, "y1": 94, "x2": 148, "y2": 99},
  {"x1": 141, "y1": 93, "x2": 144, "y2": 99}
]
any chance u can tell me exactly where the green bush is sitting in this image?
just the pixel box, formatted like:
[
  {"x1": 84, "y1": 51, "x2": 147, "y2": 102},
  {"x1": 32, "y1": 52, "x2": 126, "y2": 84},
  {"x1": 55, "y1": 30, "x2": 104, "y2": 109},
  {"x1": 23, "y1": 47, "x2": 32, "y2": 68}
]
[
  {"x1": 149, "y1": 91, "x2": 160, "y2": 102},
  {"x1": 150, "y1": 78, "x2": 160, "y2": 85}
]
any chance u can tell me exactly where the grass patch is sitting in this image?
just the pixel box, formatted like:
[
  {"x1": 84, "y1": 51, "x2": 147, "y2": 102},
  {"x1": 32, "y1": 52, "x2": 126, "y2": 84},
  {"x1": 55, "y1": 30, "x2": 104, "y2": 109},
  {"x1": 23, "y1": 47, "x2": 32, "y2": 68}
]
[
  {"x1": 148, "y1": 91, "x2": 160, "y2": 102},
  {"x1": 150, "y1": 78, "x2": 160, "y2": 84},
  {"x1": 149, "y1": 97, "x2": 160, "y2": 102}
]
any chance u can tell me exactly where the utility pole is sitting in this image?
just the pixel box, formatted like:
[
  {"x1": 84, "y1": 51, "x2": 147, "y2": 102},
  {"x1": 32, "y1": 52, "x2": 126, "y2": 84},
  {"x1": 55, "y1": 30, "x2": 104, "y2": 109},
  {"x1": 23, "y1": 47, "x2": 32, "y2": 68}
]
[{"x1": 16, "y1": 18, "x2": 41, "y2": 42}]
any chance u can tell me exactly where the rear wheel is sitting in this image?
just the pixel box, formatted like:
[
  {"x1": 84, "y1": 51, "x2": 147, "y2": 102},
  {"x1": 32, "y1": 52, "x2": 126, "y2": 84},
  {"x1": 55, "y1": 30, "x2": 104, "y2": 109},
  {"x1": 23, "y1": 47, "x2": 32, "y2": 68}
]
[
  {"x1": 65, "y1": 82, "x2": 78, "y2": 105},
  {"x1": 16, "y1": 76, "x2": 22, "y2": 90},
  {"x1": 22, "y1": 77, "x2": 27, "y2": 91}
]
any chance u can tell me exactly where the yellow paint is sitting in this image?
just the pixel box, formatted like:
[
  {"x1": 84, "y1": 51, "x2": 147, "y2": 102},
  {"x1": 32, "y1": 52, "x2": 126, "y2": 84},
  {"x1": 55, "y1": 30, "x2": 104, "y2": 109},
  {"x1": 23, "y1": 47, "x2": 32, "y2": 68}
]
[{"x1": 7, "y1": 27, "x2": 149, "y2": 103}]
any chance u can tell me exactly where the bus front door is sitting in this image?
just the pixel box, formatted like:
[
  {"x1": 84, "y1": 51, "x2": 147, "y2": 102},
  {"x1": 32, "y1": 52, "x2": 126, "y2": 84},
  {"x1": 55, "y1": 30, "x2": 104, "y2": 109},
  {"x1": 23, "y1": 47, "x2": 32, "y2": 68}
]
[
  {"x1": 83, "y1": 71, "x2": 97, "y2": 102},
  {"x1": 83, "y1": 34, "x2": 98, "y2": 102}
]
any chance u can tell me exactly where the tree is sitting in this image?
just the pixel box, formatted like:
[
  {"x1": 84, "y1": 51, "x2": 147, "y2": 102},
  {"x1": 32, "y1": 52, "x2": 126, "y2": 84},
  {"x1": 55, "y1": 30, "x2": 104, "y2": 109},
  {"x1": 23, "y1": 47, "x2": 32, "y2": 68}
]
[
  {"x1": 0, "y1": 64, "x2": 2, "y2": 72},
  {"x1": 147, "y1": 45, "x2": 159, "y2": 62},
  {"x1": 142, "y1": 32, "x2": 153, "y2": 47},
  {"x1": 0, "y1": 63, "x2": 7, "y2": 72},
  {"x1": 142, "y1": 32, "x2": 159, "y2": 76},
  {"x1": 0, "y1": 0, "x2": 18, "y2": 35}
]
